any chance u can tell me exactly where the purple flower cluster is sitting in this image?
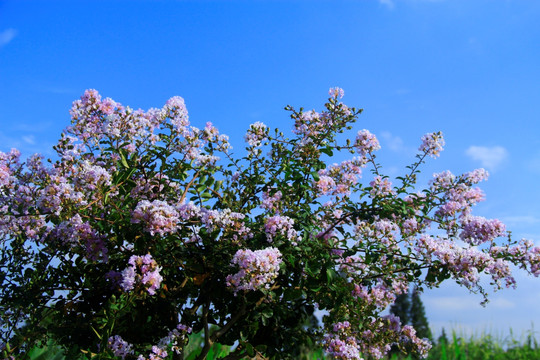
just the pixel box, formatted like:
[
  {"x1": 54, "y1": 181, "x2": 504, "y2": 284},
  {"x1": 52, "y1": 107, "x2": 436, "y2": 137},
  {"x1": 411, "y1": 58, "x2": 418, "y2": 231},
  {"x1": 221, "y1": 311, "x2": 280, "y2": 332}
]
[
  {"x1": 156, "y1": 323, "x2": 192, "y2": 356},
  {"x1": 460, "y1": 216, "x2": 506, "y2": 245},
  {"x1": 50, "y1": 214, "x2": 108, "y2": 261},
  {"x1": 74, "y1": 160, "x2": 112, "y2": 192},
  {"x1": 416, "y1": 235, "x2": 515, "y2": 289},
  {"x1": 324, "y1": 336, "x2": 362, "y2": 360},
  {"x1": 261, "y1": 190, "x2": 282, "y2": 213},
  {"x1": 324, "y1": 315, "x2": 432, "y2": 360},
  {"x1": 164, "y1": 96, "x2": 189, "y2": 134},
  {"x1": 121, "y1": 254, "x2": 163, "y2": 295},
  {"x1": 107, "y1": 335, "x2": 134, "y2": 359},
  {"x1": 419, "y1": 131, "x2": 445, "y2": 158},
  {"x1": 226, "y1": 247, "x2": 282, "y2": 294},
  {"x1": 132, "y1": 200, "x2": 180, "y2": 236},
  {"x1": 401, "y1": 218, "x2": 419, "y2": 237},
  {"x1": 39, "y1": 174, "x2": 86, "y2": 215},
  {"x1": 323, "y1": 321, "x2": 362, "y2": 360},
  {"x1": 201, "y1": 121, "x2": 231, "y2": 153}
]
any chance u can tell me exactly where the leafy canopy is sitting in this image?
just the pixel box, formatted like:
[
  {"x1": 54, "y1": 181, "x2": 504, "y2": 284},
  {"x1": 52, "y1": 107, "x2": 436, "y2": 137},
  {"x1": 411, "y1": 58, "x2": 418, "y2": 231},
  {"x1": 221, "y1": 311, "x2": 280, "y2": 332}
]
[{"x1": 1, "y1": 88, "x2": 539, "y2": 360}]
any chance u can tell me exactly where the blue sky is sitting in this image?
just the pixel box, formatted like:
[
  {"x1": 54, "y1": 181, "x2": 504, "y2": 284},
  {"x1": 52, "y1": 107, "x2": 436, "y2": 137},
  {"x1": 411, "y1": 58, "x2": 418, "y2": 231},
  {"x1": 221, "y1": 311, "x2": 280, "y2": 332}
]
[{"x1": 1, "y1": 0, "x2": 540, "y2": 338}]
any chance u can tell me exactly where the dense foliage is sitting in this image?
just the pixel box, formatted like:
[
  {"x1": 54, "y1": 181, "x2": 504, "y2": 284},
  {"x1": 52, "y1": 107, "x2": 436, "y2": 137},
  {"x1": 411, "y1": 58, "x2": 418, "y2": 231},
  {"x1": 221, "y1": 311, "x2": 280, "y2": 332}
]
[{"x1": 1, "y1": 88, "x2": 539, "y2": 359}]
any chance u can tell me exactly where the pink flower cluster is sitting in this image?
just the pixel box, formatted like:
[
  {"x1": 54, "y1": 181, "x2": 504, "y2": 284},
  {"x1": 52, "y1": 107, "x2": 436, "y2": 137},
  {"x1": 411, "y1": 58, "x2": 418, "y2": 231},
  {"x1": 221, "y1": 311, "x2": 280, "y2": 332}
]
[
  {"x1": 430, "y1": 170, "x2": 489, "y2": 220},
  {"x1": 245, "y1": 121, "x2": 268, "y2": 147},
  {"x1": 329, "y1": 87, "x2": 345, "y2": 99},
  {"x1": 352, "y1": 279, "x2": 407, "y2": 309},
  {"x1": 264, "y1": 215, "x2": 297, "y2": 242},
  {"x1": 419, "y1": 131, "x2": 445, "y2": 158},
  {"x1": 121, "y1": 254, "x2": 163, "y2": 295},
  {"x1": 69, "y1": 89, "x2": 162, "y2": 146},
  {"x1": 174, "y1": 202, "x2": 252, "y2": 242},
  {"x1": 315, "y1": 175, "x2": 336, "y2": 195},
  {"x1": 491, "y1": 239, "x2": 540, "y2": 277},
  {"x1": 354, "y1": 219, "x2": 400, "y2": 249},
  {"x1": 355, "y1": 129, "x2": 380, "y2": 156},
  {"x1": 369, "y1": 176, "x2": 395, "y2": 198},
  {"x1": 465, "y1": 168, "x2": 489, "y2": 183},
  {"x1": 132, "y1": 200, "x2": 180, "y2": 236},
  {"x1": 316, "y1": 158, "x2": 365, "y2": 197},
  {"x1": 226, "y1": 247, "x2": 282, "y2": 294}
]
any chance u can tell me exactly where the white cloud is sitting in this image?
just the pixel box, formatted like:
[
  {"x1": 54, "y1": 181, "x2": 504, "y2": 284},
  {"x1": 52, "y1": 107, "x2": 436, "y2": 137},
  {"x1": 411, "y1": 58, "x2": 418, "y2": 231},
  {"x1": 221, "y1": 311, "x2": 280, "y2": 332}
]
[
  {"x1": 379, "y1": 0, "x2": 395, "y2": 9},
  {"x1": 0, "y1": 28, "x2": 17, "y2": 48},
  {"x1": 465, "y1": 145, "x2": 508, "y2": 171},
  {"x1": 381, "y1": 131, "x2": 405, "y2": 152}
]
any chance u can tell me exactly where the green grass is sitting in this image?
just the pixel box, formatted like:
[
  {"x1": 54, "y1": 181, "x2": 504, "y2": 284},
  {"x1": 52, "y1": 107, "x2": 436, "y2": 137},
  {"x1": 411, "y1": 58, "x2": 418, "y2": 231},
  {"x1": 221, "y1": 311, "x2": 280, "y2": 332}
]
[{"x1": 422, "y1": 329, "x2": 540, "y2": 360}]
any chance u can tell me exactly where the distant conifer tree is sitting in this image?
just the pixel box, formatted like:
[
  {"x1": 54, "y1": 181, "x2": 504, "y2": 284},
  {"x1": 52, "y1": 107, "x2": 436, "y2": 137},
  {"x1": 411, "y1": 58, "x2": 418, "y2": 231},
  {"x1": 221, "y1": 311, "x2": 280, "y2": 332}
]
[
  {"x1": 410, "y1": 286, "x2": 432, "y2": 341},
  {"x1": 438, "y1": 327, "x2": 448, "y2": 345},
  {"x1": 390, "y1": 292, "x2": 411, "y2": 326}
]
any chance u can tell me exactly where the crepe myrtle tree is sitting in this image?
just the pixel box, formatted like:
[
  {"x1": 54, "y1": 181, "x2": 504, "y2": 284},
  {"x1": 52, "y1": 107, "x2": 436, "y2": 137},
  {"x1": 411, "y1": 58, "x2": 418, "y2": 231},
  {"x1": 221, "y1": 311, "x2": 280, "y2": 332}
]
[{"x1": 1, "y1": 88, "x2": 539, "y2": 360}]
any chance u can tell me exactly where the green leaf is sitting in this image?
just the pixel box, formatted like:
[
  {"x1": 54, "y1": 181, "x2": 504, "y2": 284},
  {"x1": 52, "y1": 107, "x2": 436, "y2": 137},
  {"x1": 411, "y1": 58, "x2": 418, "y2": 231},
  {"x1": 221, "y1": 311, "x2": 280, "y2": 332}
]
[
  {"x1": 321, "y1": 147, "x2": 334, "y2": 156},
  {"x1": 119, "y1": 150, "x2": 129, "y2": 169},
  {"x1": 283, "y1": 288, "x2": 303, "y2": 301},
  {"x1": 326, "y1": 268, "x2": 339, "y2": 285},
  {"x1": 245, "y1": 343, "x2": 255, "y2": 357}
]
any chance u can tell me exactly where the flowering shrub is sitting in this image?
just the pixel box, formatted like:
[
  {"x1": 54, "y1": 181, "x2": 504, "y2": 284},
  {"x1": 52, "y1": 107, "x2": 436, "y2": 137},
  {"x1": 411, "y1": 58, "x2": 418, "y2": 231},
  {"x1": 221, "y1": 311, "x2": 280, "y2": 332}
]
[{"x1": 1, "y1": 88, "x2": 539, "y2": 360}]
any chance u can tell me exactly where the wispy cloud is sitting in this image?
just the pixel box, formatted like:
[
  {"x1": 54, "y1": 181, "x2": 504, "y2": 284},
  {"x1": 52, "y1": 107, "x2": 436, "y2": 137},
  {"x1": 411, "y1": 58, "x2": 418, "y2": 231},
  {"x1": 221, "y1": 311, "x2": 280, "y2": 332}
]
[
  {"x1": 379, "y1": 0, "x2": 446, "y2": 9},
  {"x1": 0, "y1": 28, "x2": 17, "y2": 48},
  {"x1": 527, "y1": 152, "x2": 540, "y2": 174},
  {"x1": 22, "y1": 135, "x2": 36, "y2": 145},
  {"x1": 380, "y1": 131, "x2": 416, "y2": 155},
  {"x1": 381, "y1": 131, "x2": 404, "y2": 152},
  {"x1": 465, "y1": 145, "x2": 508, "y2": 171},
  {"x1": 502, "y1": 215, "x2": 540, "y2": 226},
  {"x1": 379, "y1": 0, "x2": 395, "y2": 9},
  {"x1": 426, "y1": 296, "x2": 515, "y2": 311}
]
